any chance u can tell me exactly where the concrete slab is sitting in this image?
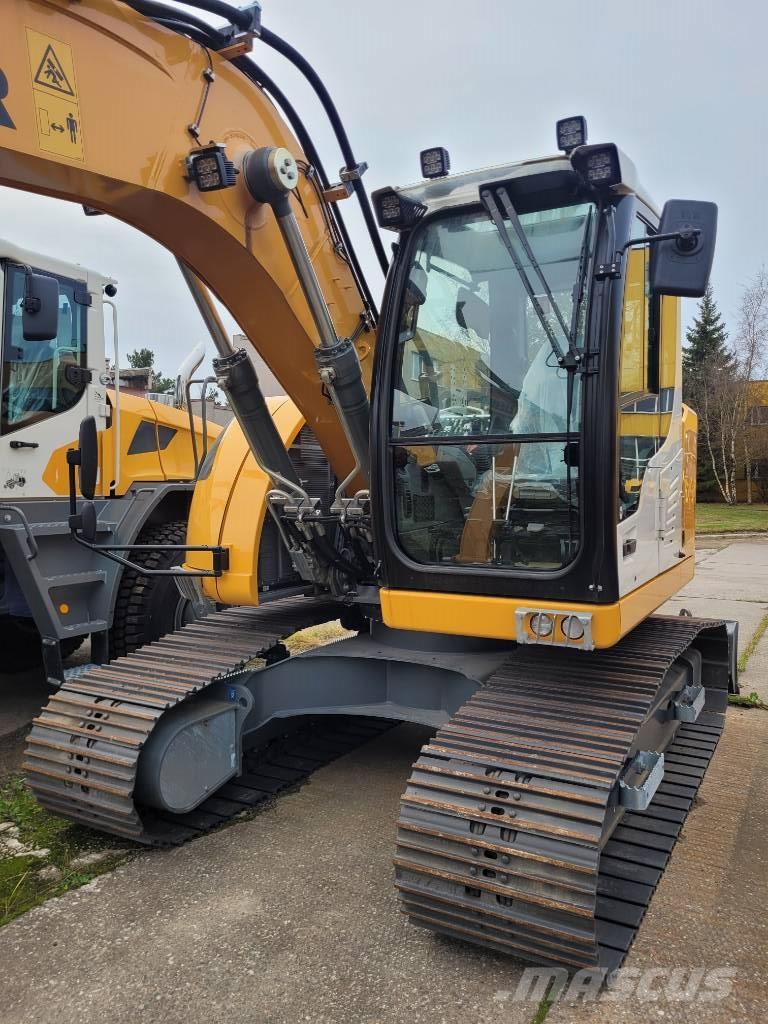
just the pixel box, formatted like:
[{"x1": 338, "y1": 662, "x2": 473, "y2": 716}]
[
  {"x1": 674, "y1": 542, "x2": 768, "y2": 602},
  {"x1": 660, "y1": 598, "x2": 768, "y2": 655},
  {"x1": 661, "y1": 538, "x2": 768, "y2": 655},
  {"x1": 0, "y1": 724, "x2": 541, "y2": 1024},
  {"x1": 547, "y1": 708, "x2": 768, "y2": 1024}
]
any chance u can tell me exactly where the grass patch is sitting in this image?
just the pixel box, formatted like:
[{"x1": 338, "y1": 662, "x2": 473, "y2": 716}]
[
  {"x1": 737, "y1": 612, "x2": 768, "y2": 674},
  {"x1": 729, "y1": 691, "x2": 768, "y2": 710},
  {"x1": 696, "y1": 503, "x2": 768, "y2": 534},
  {"x1": 529, "y1": 989, "x2": 555, "y2": 1024},
  {"x1": 284, "y1": 619, "x2": 353, "y2": 655},
  {"x1": 0, "y1": 774, "x2": 132, "y2": 927}
]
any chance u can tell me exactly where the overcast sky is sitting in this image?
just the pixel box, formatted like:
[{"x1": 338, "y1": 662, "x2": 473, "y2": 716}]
[{"x1": 1, "y1": 0, "x2": 766, "y2": 379}]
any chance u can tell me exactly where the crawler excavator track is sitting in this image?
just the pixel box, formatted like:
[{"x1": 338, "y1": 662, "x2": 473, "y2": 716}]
[
  {"x1": 396, "y1": 616, "x2": 730, "y2": 972},
  {"x1": 24, "y1": 595, "x2": 388, "y2": 845},
  {"x1": 25, "y1": 608, "x2": 730, "y2": 973}
]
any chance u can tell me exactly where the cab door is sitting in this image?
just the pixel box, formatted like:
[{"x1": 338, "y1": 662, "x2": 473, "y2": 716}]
[{"x1": 0, "y1": 260, "x2": 95, "y2": 499}]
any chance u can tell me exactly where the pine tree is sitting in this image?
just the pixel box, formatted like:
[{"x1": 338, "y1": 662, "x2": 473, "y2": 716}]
[{"x1": 683, "y1": 285, "x2": 732, "y2": 401}]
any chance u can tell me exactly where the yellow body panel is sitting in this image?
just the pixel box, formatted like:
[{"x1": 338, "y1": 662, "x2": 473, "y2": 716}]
[
  {"x1": 184, "y1": 398, "x2": 304, "y2": 605},
  {"x1": 380, "y1": 555, "x2": 694, "y2": 649},
  {"x1": 0, "y1": 0, "x2": 369, "y2": 485},
  {"x1": 41, "y1": 391, "x2": 220, "y2": 496}
]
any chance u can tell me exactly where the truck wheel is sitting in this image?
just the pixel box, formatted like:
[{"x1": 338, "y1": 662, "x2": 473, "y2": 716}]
[{"x1": 110, "y1": 520, "x2": 199, "y2": 659}]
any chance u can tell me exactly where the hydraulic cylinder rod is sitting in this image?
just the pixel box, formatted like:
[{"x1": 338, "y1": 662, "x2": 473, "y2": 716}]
[
  {"x1": 176, "y1": 259, "x2": 303, "y2": 494},
  {"x1": 243, "y1": 146, "x2": 371, "y2": 485}
]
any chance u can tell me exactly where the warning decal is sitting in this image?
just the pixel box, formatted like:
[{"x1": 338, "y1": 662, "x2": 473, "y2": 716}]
[
  {"x1": 26, "y1": 29, "x2": 84, "y2": 161},
  {"x1": 33, "y1": 44, "x2": 75, "y2": 96}
]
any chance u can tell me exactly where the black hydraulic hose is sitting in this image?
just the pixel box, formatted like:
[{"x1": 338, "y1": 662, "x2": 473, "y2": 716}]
[
  {"x1": 258, "y1": 26, "x2": 389, "y2": 276},
  {"x1": 232, "y1": 56, "x2": 378, "y2": 319},
  {"x1": 123, "y1": 0, "x2": 379, "y2": 318},
  {"x1": 165, "y1": 0, "x2": 252, "y2": 31},
  {"x1": 127, "y1": 0, "x2": 225, "y2": 40},
  {"x1": 128, "y1": 2, "x2": 389, "y2": 274}
]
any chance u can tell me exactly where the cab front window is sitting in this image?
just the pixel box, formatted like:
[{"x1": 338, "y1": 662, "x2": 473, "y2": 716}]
[{"x1": 389, "y1": 201, "x2": 595, "y2": 572}]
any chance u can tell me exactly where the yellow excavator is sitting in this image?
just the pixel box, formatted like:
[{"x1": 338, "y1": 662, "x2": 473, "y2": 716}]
[{"x1": 1, "y1": 0, "x2": 737, "y2": 973}]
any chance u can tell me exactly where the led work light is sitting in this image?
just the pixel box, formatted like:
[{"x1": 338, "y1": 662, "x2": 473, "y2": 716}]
[
  {"x1": 556, "y1": 116, "x2": 587, "y2": 153},
  {"x1": 419, "y1": 147, "x2": 451, "y2": 178},
  {"x1": 186, "y1": 144, "x2": 237, "y2": 192}
]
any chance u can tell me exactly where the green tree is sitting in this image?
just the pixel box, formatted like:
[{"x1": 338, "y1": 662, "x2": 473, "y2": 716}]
[
  {"x1": 683, "y1": 285, "x2": 732, "y2": 400},
  {"x1": 683, "y1": 287, "x2": 735, "y2": 497},
  {"x1": 126, "y1": 347, "x2": 175, "y2": 394}
]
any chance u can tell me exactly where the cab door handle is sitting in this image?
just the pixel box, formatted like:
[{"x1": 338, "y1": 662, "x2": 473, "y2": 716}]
[{"x1": 9, "y1": 440, "x2": 40, "y2": 449}]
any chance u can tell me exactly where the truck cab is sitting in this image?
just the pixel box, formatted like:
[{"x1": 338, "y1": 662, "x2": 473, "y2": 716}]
[{"x1": 0, "y1": 239, "x2": 219, "y2": 679}]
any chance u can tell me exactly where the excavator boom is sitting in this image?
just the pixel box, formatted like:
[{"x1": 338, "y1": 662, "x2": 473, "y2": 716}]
[{"x1": 1, "y1": 0, "x2": 373, "y2": 482}]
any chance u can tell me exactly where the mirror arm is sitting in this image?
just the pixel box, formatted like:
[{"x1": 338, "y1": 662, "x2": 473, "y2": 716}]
[
  {"x1": 596, "y1": 229, "x2": 702, "y2": 281},
  {"x1": 64, "y1": 441, "x2": 227, "y2": 576},
  {"x1": 68, "y1": 530, "x2": 230, "y2": 577}
]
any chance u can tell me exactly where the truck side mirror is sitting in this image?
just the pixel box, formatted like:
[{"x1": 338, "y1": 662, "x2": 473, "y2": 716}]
[
  {"x1": 22, "y1": 270, "x2": 60, "y2": 341},
  {"x1": 78, "y1": 416, "x2": 98, "y2": 501},
  {"x1": 650, "y1": 200, "x2": 717, "y2": 298}
]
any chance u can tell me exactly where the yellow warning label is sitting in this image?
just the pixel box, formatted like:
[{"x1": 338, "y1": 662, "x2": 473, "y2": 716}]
[{"x1": 26, "y1": 29, "x2": 84, "y2": 161}]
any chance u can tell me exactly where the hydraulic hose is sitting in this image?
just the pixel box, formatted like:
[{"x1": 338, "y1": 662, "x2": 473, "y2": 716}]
[
  {"x1": 163, "y1": 0, "x2": 253, "y2": 31},
  {"x1": 130, "y1": 0, "x2": 389, "y2": 274},
  {"x1": 257, "y1": 26, "x2": 389, "y2": 275},
  {"x1": 124, "y1": 0, "x2": 379, "y2": 318}
]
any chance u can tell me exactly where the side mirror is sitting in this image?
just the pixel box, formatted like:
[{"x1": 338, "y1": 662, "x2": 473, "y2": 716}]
[
  {"x1": 78, "y1": 416, "x2": 98, "y2": 500},
  {"x1": 22, "y1": 270, "x2": 59, "y2": 341},
  {"x1": 456, "y1": 287, "x2": 490, "y2": 340},
  {"x1": 80, "y1": 500, "x2": 98, "y2": 544},
  {"x1": 405, "y1": 264, "x2": 428, "y2": 307},
  {"x1": 650, "y1": 200, "x2": 717, "y2": 298}
]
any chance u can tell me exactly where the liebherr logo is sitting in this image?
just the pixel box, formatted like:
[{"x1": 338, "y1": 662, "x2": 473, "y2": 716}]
[{"x1": 0, "y1": 68, "x2": 15, "y2": 129}]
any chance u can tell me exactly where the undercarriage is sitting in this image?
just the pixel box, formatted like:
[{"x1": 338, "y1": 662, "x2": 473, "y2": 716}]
[{"x1": 25, "y1": 599, "x2": 732, "y2": 971}]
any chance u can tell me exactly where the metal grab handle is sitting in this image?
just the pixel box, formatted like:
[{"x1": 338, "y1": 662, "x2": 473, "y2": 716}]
[
  {"x1": 619, "y1": 750, "x2": 664, "y2": 811},
  {"x1": 0, "y1": 504, "x2": 39, "y2": 559}
]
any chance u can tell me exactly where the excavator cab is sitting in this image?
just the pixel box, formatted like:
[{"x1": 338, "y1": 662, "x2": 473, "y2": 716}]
[{"x1": 371, "y1": 142, "x2": 718, "y2": 649}]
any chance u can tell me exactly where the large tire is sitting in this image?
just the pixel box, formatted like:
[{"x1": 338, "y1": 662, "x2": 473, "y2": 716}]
[{"x1": 110, "y1": 519, "x2": 197, "y2": 659}]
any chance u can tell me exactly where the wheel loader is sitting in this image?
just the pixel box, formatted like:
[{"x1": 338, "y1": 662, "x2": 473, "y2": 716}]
[
  {"x1": 0, "y1": 237, "x2": 221, "y2": 679},
  {"x1": 0, "y1": 0, "x2": 738, "y2": 973}
]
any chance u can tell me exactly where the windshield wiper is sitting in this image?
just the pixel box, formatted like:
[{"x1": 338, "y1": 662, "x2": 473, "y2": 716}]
[
  {"x1": 481, "y1": 187, "x2": 567, "y2": 366},
  {"x1": 481, "y1": 186, "x2": 583, "y2": 370},
  {"x1": 496, "y1": 188, "x2": 575, "y2": 352}
]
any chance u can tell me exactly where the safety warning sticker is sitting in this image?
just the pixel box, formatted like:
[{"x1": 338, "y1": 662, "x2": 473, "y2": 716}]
[{"x1": 26, "y1": 28, "x2": 84, "y2": 161}]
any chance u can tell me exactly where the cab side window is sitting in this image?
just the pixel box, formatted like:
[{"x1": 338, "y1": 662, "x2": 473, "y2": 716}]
[
  {"x1": 1, "y1": 264, "x2": 89, "y2": 434},
  {"x1": 618, "y1": 217, "x2": 657, "y2": 519}
]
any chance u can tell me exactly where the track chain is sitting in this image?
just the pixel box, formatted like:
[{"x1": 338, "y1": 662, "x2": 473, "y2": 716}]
[
  {"x1": 395, "y1": 615, "x2": 729, "y2": 971},
  {"x1": 23, "y1": 595, "x2": 389, "y2": 845}
]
